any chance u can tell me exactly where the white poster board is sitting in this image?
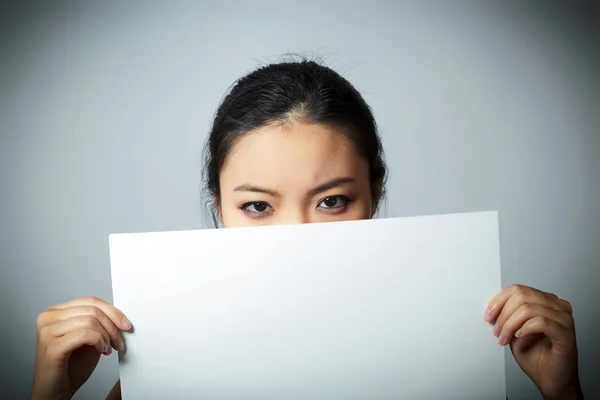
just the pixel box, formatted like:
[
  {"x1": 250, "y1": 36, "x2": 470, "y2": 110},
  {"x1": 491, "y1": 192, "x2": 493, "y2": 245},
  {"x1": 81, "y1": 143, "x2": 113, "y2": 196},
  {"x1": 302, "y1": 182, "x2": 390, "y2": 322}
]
[{"x1": 110, "y1": 211, "x2": 506, "y2": 399}]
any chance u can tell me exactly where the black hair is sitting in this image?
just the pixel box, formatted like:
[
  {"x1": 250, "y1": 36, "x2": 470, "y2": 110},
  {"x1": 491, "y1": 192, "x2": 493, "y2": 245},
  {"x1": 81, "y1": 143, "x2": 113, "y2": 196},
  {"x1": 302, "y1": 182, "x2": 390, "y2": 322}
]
[{"x1": 201, "y1": 59, "x2": 387, "y2": 227}]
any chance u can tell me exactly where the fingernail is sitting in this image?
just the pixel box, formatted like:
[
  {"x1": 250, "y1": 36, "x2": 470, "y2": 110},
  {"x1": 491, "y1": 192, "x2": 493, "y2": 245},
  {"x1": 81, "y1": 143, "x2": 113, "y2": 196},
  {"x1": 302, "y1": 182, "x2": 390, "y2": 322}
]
[
  {"x1": 498, "y1": 334, "x2": 506, "y2": 346},
  {"x1": 515, "y1": 330, "x2": 523, "y2": 338},
  {"x1": 492, "y1": 324, "x2": 501, "y2": 337},
  {"x1": 106, "y1": 346, "x2": 112, "y2": 355},
  {"x1": 117, "y1": 338, "x2": 125, "y2": 351},
  {"x1": 102, "y1": 342, "x2": 109, "y2": 353},
  {"x1": 484, "y1": 308, "x2": 493, "y2": 322},
  {"x1": 121, "y1": 316, "x2": 131, "y2": 330}
]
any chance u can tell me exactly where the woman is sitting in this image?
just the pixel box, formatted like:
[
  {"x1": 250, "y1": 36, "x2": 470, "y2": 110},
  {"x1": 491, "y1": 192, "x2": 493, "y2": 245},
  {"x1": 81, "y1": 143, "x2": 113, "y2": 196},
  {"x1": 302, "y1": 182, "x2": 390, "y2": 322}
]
[{"x1": 30, "y1": 60, "x2": 583, "y2": 400}]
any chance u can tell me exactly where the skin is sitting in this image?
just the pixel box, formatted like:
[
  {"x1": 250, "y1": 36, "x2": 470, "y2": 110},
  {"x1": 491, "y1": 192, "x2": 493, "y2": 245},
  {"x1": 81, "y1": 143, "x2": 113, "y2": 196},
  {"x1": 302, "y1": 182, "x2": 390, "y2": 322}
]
[
  {"x1": 218, "y1": 122, "x2": 376, "y2": 226},
  {"x1": 30, "y1": 121, "x2": 583, "y2": 400}
]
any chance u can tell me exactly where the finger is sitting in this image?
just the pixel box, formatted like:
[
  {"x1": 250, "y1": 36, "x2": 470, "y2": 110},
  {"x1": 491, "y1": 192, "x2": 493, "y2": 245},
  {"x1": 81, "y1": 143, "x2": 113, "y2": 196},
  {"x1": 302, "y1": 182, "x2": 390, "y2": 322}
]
[
  {"x1": 492, "y1": 287, "x2": 566, "y2": 337},
  {"x1": 533, "y1": 291, "x2": 573, "y2": 314},
  {"x1": 41, "y1": 306, "x2": 125, "y2": 351},
  {"x1": 485, "y1": 284, "x2": 561, "y2": 324},
  {"x1": 46, "y1": 316, "x2": 114, "y2": 354},
  {"x1": 46, "y1": 297, "x2": 131, "y2": 331},
  {"x1": 52, "y1": 328, "x2": 109, "y2": 357},
  {"x1": 484, "y1": 285, "x2": 523, "y2": 323},
  {"x1": 513, "y1": 315, "x2": 573, "y2": 345},
  {"x1": 556, "y1": 298, "x2": 573, "y2": 314},
  {"x1": 497, "y1": 304, "x2": 573, "y2": 346}
]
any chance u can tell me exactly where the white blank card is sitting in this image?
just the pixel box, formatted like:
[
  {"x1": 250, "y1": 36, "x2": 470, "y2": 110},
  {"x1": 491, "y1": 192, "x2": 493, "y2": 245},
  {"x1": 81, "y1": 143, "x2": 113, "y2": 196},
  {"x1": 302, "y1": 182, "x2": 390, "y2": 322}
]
[{"x1": 109, "y1": 211, "x2": 506, "y2": 399}]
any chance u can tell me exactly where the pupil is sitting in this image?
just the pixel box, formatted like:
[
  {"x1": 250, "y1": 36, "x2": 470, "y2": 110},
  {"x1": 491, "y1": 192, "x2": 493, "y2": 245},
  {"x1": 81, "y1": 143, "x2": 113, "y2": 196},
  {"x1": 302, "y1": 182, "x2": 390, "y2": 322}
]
[
  {"x1": 324, "y1": 197, "x2": 337, "y2": 207},
  {"x1": 254, "y1": 202, "x2": 267, "y2": 212}
]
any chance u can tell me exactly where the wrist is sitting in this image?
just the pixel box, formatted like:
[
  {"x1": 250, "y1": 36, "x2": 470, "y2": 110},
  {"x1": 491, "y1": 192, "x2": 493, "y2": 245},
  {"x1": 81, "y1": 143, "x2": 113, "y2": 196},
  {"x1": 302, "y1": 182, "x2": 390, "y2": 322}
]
[
  {"x1": 30, "y1": 394, "x2": 70, "y2": 400},
  {"x1": 544, "y1": 384, "x2": 584, "y2": 400},
  {"x1": 563, "y1": 385, "x2": 584, "y2": 400},
  {"x1": 29, "y1": 387, "x2": 72, "y2": 400}
]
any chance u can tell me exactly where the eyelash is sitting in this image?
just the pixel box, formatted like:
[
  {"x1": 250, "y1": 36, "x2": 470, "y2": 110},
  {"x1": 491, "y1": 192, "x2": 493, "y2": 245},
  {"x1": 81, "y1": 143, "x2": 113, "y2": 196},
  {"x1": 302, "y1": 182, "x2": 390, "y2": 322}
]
[
  {"x1": 240, "y1": 195, "x2": 352, "y2": 219},
  {"x1": 240, "y1": 202, "x2": 274, "y2": 218},
  {"x1": 317, "y1": 195, "x2": 351, "y2": 212}
]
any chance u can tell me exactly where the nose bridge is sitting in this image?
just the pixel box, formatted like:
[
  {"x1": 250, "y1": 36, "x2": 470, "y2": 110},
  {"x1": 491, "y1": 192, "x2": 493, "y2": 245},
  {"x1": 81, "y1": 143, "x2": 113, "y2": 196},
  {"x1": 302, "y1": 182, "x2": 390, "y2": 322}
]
[{"x1": 276, "y1": 203, "x2": 309, "y2": 225}]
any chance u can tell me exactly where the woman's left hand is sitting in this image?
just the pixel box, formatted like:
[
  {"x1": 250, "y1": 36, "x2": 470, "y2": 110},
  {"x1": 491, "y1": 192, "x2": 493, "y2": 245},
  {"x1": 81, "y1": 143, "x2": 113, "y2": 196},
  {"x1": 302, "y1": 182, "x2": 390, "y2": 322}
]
[{"x1": 485, "y1": 284, "x2": 582, "y2": 400}]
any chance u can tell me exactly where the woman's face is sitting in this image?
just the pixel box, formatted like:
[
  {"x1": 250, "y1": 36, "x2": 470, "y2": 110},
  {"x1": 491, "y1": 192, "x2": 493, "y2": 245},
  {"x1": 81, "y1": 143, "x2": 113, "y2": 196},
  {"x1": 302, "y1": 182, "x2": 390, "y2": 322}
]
[{"x1": 218, "y1": 121, "x2": 376, "y2": 228}]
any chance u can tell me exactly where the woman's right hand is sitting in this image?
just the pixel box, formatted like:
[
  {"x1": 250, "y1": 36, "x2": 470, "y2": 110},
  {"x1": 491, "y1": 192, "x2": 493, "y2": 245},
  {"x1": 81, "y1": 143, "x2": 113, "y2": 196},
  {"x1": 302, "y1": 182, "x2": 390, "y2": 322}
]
[{"x1": 30, "y1": 297, "x2": 131, "y2": 400}]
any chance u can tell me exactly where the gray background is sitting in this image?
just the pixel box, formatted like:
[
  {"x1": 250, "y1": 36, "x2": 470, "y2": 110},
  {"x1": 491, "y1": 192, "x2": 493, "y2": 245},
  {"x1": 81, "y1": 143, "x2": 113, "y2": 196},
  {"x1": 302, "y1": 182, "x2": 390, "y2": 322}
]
[{"x1": 1, "y1": 1, "x2": 598, "y2": 399}]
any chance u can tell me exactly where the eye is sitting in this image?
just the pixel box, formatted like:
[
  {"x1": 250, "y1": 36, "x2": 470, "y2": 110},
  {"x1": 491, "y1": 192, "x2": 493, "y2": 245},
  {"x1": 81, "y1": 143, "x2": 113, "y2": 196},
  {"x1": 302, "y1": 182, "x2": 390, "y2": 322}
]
[
  {"x1": 240, "y1": 201, "x2": 273, "y2": 217},
  {"x1": 317, "y1": 195, "x2": 350, "y2": 210}
]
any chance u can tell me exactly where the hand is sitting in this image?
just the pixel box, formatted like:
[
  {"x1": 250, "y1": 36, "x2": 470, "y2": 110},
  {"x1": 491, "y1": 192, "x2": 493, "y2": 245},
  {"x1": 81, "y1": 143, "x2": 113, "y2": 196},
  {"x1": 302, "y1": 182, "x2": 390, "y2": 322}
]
[
  {"x1": 30, "y1": 297, "x2": 131, "y2": 400},
  {"x1": 485, "y1": 285, "x2": 582, "y2": 400}
]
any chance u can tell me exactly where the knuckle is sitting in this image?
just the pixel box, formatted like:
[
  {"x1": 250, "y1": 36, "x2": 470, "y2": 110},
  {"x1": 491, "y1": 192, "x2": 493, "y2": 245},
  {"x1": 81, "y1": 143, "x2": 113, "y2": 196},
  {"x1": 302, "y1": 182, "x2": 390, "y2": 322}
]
[
  {"x1": 108, "y1": 324, "x2": 119, "y2": 338},
  {"x1": 83, "y1": 315, "x2": 98, "y2": 329},
  {"x1": 564, "y1": 315, "x2": 575, "y2": 329},
  {"x1": 494, "y1": 312, "x2": 505, "y2": 326},
  {"x1": 498, "y1": 308, "x2": 511, "y2": 323},
  {"x1": 90, "y1": 305, "x2": 104, "y2": 319},
  {"x1": 519, "y1": 303, "x2": 535, "y2": 318},
  {"x1": 38, "y1": 324, "x2": 53, "y2": 342},
  {"x1": 513, "y1": 290, "x2": 528, "y2": 305},
  {"x1": 510, "y1": 284, "x2": 525, "y2": 292},
  {"x1": 93, "y1": 330, "x2": 104, "y2": 343},
  {"x1": 76, "y1": 328, "x2": 91, "y2": 341},
  {"x1": 36, "y1": 312, "x2": 48, "y2": 329},
  {"x1": 537, "y1": 315, "x2": 550, "y2": 326},
  {"x1": 44, "y1": 302, "x2": 60, "y2": 311},
  {"x1": 561, "y1": 299, "x2": 573, "y2": 313},
  {"x1": 82, "y1": 305, "x2": 104, "y2": 320},
  {"x1": 85, "y1": 296, "x2": 101, "y2": 305},
  {"x1": 500, "y1": 322, "x2": 512, "y2": 335},
  {"x1": 565, "y1": 328, "x2": 576, "y2": 344},
  {"x1": 529, "y1": 316, "x2": 547, "y2": 330}
]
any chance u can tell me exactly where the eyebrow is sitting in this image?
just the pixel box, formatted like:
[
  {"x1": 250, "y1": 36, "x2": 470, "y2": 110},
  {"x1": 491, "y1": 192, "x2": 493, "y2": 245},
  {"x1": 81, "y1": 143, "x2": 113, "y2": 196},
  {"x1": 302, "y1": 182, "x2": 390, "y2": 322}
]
[
  {"x1": 307, "y1": 177, "x2": 356, "y2": 197},
  {"x1": 233, "y1": 177, "x2": 356, "y2": 197},
  {"x1": 233, "y1": 184, "x2": 280, "y2": 196}
]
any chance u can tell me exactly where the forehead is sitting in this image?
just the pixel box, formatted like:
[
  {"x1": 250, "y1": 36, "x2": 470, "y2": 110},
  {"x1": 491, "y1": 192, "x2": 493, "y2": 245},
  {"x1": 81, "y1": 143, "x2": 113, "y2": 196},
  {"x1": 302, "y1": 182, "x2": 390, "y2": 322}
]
[{"x1": 219, "y1": 122, "x2": 368, "y2": 188}]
